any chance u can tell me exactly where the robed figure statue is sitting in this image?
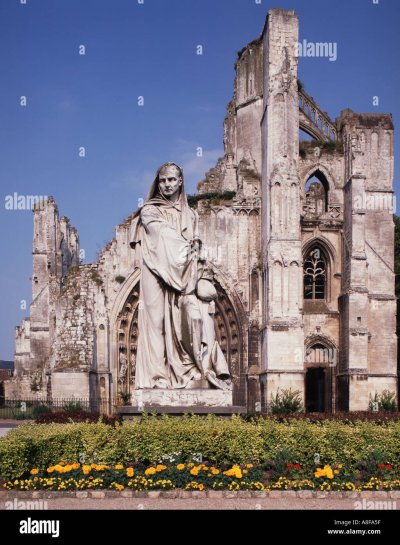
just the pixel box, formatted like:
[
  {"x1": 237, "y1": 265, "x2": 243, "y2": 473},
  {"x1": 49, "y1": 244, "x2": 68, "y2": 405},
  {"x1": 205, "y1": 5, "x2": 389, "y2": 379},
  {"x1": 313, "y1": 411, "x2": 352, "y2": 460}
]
[{"x1": 130, "y1": 162, "x2": 232, "y2": 391}]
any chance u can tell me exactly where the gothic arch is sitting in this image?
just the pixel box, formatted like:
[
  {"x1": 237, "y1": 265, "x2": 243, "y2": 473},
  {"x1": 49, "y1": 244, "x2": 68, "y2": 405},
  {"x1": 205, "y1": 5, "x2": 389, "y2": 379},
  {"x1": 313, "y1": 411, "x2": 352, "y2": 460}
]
[
  {"x1": 301, "y1": 164, "x2": 336, "y2": 193},
  {"x1": 202, "y1": 267, "x2": 248, "y2": 406},
  {"x1": 302, "y1": 237, "x2": 336, "y2": 303},
  {"x1": 303, "y1": 236, "x2": 336, "y2": 264},
  {"x1": 305, "y1": 333, "x2": 338, "y2": 355},
  {"x1": 109, "y1": 268, "x2": 141, "y2": 400}
]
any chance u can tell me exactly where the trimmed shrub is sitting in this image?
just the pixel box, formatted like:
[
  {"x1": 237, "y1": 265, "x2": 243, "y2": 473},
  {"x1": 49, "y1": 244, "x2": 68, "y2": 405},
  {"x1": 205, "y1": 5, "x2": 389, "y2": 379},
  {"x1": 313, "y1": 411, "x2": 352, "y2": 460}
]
[{"x1": 1, "y1": 415, "x2": 400, "y2": 481}]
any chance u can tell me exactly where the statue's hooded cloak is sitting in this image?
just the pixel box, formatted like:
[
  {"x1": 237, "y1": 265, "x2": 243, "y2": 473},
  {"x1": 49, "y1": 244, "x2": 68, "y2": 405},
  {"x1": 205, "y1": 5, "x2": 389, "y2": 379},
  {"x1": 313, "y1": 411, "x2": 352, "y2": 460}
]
[
  {"x1": 130, "y1": 162, "x2": 231, "y2": 390},
  {"x1": 130, "y1": 163, "x2": 199, "y2": 270}
]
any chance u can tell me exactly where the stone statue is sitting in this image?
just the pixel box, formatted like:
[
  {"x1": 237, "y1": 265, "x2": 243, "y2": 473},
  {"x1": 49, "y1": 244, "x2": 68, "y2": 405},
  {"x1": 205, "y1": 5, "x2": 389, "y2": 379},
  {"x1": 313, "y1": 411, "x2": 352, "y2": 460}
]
[
  {"x1": 130, "y1": 162, "x2": 231, "y2": 390},
  {"x1": 118, "y1": 352, "x2": 128, "y2": 383}
]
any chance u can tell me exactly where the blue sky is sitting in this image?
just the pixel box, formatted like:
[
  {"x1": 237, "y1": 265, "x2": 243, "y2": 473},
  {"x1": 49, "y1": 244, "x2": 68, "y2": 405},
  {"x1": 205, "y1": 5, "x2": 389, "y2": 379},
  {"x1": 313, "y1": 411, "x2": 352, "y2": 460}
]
[{"x1": 0, "y1": 0, "x2": 399, "y2": 359}]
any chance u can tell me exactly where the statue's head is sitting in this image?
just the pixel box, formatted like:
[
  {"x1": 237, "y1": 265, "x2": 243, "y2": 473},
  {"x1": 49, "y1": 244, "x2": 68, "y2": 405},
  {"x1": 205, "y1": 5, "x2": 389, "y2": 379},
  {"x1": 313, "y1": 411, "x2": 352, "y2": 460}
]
[{"x1": 157, "y1": 162, "x2": 183, "y2": 202}]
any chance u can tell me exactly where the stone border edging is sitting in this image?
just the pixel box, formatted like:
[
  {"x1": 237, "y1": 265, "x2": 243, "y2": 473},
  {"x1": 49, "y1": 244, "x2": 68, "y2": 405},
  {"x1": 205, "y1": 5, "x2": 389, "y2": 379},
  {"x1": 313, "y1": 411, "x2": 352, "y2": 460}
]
[{"x1": 2, "y1": 490, "x2": 400, "y2": 500}]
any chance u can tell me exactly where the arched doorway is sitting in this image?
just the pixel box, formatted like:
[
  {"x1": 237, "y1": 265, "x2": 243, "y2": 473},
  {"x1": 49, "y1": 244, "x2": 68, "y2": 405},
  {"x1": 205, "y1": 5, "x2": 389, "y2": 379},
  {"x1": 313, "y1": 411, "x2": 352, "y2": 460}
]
[
  {"x1": 305, "y1": 342, "x2": 335, "y2": 413},
  {"x1": 306, "y1": 368, "x2": 326, "y2": 412}
]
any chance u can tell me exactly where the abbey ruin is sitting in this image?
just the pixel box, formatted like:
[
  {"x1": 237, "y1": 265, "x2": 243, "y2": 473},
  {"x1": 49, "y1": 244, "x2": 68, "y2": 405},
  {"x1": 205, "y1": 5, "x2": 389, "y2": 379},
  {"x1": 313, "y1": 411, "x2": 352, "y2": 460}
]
[{"x1": 6, "y1": 9, "x2": 397, "y2": 413}]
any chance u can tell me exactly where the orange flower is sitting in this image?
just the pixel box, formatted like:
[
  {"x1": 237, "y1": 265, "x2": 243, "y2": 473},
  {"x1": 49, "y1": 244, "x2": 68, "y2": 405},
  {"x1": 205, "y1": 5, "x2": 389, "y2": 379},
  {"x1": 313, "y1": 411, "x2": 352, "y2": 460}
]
[
  {"x1": 30, "y1": 469, "x2": 39, "y2": 475},
  {"x1": 126, "y1": 468, "x2": 134, "y2": 478},
  {"x1": 177, "y1": 464, "x2": 185, "y2": 471}
]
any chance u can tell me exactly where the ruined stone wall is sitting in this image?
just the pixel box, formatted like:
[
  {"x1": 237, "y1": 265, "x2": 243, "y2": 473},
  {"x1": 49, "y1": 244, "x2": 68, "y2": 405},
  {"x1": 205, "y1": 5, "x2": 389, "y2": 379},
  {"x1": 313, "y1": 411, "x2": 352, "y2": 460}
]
[
  {"x1": 7, "y1": 197, "x2": 80, "y2": 400},
  {"x1": 299, "y1": 148, "x2": 344, "y2": 359},
  {"x1": 51, "y1": 265, "x2": 104, "y2": 398},
  {"x1": 196, "y1": 37, "x2": 264, "y2": 328},
  {"x1": 234, "y1": 39, "x2": 263, "y2": 173},
  {"x1": 339, "y1": 111, "x2": 397, "y2": 410}
]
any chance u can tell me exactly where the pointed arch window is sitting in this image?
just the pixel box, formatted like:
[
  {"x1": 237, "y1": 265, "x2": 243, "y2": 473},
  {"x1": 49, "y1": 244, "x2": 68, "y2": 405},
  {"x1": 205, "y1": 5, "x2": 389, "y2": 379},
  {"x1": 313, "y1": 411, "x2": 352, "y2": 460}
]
[
  {"x1": 304, "y1": 248, "x2": 326, "y2": 300},
  {"x1": 303, "y1": 170, "x2": 330, "y2": 218}
]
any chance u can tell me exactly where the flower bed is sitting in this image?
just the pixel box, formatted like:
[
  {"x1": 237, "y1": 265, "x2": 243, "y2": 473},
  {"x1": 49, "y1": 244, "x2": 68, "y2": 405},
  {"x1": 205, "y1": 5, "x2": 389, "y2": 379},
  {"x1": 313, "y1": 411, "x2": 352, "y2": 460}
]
[
  {"x1": 3, "y1": 461, "x2": 400, "y2": 492},
  {"x1": 2, "y1": 417, "x2": 400, "y2": 485}
]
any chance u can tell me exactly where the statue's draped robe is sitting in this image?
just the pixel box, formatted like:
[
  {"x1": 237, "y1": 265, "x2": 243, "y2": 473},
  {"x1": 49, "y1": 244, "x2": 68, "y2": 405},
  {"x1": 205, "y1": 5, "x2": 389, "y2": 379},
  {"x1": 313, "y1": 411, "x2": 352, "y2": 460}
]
[
  {"x1": 132, "y1": 184, "x2": 231, "y2": 390},
  {"x1": 135, "y1": 200, "x2": 203, "y2": 388}
]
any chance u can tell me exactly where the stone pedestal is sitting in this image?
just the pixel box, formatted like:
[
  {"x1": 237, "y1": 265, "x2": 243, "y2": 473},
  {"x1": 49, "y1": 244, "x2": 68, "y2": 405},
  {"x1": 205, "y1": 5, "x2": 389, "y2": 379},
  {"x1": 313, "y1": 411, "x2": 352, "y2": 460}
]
[{"x1": 132, "y1": 388, "x2": 233, "y2": 409}]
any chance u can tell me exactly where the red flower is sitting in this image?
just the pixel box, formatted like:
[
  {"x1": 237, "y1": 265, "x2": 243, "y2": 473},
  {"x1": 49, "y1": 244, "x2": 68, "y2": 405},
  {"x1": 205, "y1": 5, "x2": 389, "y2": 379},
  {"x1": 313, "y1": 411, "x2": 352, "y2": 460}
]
[
  {"x1": 287, "y1": 463, "x2": 293, "y2": 467},
  {"x1": 385, "y1": 464, "x2": 392, "y2": 470},
  {"x1": 294, "y1": 464, "x2": 301, "y2": 470},
  {"x1": 377, "y1": 464, "x2": 385, "y2": 469}
]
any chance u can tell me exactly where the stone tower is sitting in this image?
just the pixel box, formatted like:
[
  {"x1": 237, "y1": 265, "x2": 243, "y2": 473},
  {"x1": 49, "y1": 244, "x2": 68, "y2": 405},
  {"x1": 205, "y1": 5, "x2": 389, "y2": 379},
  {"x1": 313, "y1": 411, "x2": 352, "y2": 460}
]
[
  {"x1": 260, "y1": 10, "x2": 305, "y2": 404},
  {"x1": 11, "y1": 198, "x2": 80, "y2": 397}
]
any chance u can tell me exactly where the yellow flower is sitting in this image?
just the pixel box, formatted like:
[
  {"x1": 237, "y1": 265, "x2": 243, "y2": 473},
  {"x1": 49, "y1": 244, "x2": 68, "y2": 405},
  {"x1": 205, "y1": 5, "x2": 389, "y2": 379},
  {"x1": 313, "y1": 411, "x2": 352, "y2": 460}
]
[
  {"x1": 334, "y1": 470, "x2": 339, "y2": 475},
  {"x1": 115, "y1": 464, "x2": 124, "y2": 470},
  {"x1": 190, "y1": 468, "x2": 199, "y2": 477},
  {"x1": 30, "y1": 469, "x2": 39, "y2": 475},
  {"x1": 145, "y1": 467, "x2": 156, "y2": 476},
  {"x1": 47, "y1": 467, "x2": 54, "y2": 474},
  {"x1": 177, "y1": 464, "x2": 185, "y2": 471},
  {"x1": 82, "y1": 465, "x2": 92, "y2": 475},
  {"x1": 126, "y1": 468, "x2": 134, "y2": 478}
]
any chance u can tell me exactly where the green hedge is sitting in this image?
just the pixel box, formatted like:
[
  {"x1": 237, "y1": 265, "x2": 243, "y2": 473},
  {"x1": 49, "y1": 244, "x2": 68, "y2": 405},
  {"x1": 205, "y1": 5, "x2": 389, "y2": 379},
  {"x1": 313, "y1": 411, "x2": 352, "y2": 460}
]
[{"x1": 1, "y1": 415, "x2": 400, "y2": 480}]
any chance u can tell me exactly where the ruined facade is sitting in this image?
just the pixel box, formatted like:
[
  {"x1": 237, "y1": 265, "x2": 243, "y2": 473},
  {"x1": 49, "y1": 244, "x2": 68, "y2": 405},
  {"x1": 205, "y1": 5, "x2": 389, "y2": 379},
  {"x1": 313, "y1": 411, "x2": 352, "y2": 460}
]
[{"x1": 7, "y1": 9, "x2": 397, "y2": 412}]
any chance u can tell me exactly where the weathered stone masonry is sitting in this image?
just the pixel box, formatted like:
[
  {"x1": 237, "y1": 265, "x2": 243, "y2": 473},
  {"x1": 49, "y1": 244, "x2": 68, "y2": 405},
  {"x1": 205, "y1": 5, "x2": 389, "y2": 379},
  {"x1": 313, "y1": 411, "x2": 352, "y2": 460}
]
[{"x1": 7, "y1": 9, "x2": 397, "y2": 412}]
